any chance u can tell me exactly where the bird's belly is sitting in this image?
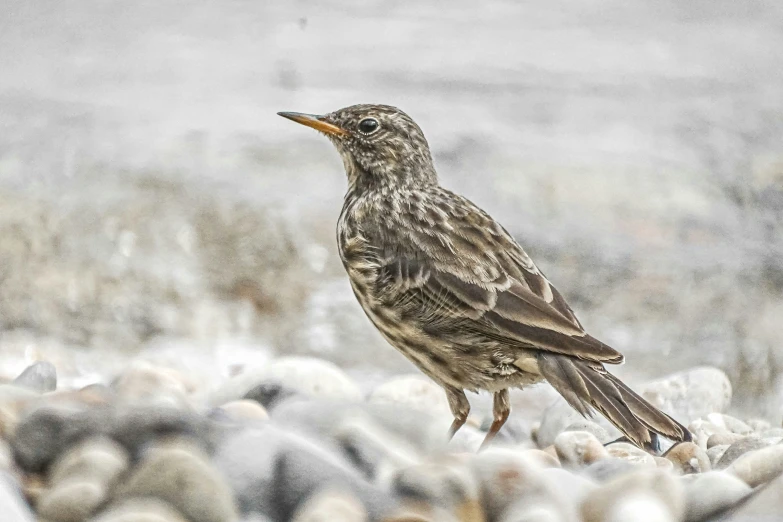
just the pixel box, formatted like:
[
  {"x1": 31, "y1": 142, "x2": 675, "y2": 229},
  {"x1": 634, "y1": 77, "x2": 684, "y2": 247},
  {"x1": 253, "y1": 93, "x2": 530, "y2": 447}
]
[{"x1": 350, "y1": 280, "x2": 543, "y2": 392}]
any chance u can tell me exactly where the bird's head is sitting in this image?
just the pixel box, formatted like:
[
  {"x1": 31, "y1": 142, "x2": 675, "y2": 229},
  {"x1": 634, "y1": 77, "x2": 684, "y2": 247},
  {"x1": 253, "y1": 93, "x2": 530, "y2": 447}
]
[{"x1": 278, "y1": 104, "x2": 437, "y2": 190}]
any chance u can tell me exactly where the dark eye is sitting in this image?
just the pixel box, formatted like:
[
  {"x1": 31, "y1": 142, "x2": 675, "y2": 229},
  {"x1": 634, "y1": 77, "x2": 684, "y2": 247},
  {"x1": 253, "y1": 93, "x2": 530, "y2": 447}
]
[{"x1": 357, "y1": 118, "x2": 380, "y2": 135}]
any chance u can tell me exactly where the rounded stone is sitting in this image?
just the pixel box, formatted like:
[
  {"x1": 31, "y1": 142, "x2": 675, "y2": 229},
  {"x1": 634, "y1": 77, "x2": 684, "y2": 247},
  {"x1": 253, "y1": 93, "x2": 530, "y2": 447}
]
[
  {"x1": 554, "y1": 431, "x2": 608, "y2": 469},
  {"x1": 111, "y1": 363, "x2": 191, "y2": 408},
  {"x1": 537, "y1": 398, "x2": 619, "y2": 448},
  {"x1": 705, "y1": 413, "x2": 752, "y2": 435},
  {"x1": 706, "y1": 432, "x2": 745, "y2": 449},
  {"x1": 369, "y1": 375, "x2": 451, "y2": 419},
  {"x1": 0, "y1": 474, "x2": 35, "y2": 522},
  {"x1": 727, "y1": 443, "x2": 783, "y2": 487},
  {"x1": 681, "y1": 471, "x2": 751, "y2": 521},
  {"x1": 214, "y1": 400, "x2": 269, "y2": 422},
  {"x1": 37, "y1": 480, "x2": 106, "y2": 522},
  {"x1": 518, "y1": 449, "x2": 560, "y2": 469},
  {"x1": 715, "y1": 437, "x2": 771, "y2": 469},
  {"x1": 605, "y1": 443, "x2": 655, "y2": 467},
  {"x1": 581, "y1": 469, "x2": 684, "y2": 522},
  {"x1": 640, "y1": 367, "x2": 732, "y2": 425},
  {"x1": 90, "y1": 498, "x2": 190, "y2": 522},
  {"x1": 392, "y1": 459, "x2": 482, "y2": 519},
  {"x1": 115, "y1": 440, "x2": 239, "y2": 522},
  {"x1": 13, "y1": 361, "x2": 57, "y2": 393},
  {"x1": 665, "y1": 442, "x2": 711, "y2": 475},
  {"x1": 48, "y1": 436, "x2": 130, "y2": 486},
  {"x1": 291, "y1": 488, "x2": 368, "y2": 522},
  {"x1": 583, "y1": 458, "x2": 637, "y2": 482},
  {"x1": 654, "y1": 457, "x2": 674, "y2": 472},
  {"x1": 266, "y1": 357, "x2": 362, "y2": 401},
  {"x1": 562, "y1": 420, "x2": 612, "y2": 444},
  {"x1": 745, "y1": 418, "x2": 771, "y2": 432},
  {"x1": 706, "y1": 445, "x2": 729, "y2": 468}
]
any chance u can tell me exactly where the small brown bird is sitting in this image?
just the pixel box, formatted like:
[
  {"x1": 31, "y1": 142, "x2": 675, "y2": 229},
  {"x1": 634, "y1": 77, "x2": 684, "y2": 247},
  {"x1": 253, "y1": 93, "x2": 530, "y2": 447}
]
[{"x1": 278, "y1": 104, "x2": 691, "y2": 452}]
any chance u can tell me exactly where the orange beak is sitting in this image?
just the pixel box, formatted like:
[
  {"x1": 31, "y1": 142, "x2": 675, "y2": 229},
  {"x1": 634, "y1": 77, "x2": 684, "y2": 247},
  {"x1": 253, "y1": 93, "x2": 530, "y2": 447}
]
[{"x1": 277, "y1": 112, "x2": 348, "y2": 137}]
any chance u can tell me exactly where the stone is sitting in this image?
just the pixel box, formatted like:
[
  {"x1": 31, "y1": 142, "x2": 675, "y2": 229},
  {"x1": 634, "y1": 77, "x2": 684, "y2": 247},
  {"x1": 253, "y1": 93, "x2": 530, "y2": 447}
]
[
  {"x1": 665, "y1": 442, "x2": 711, "y2": 474},
  {"x1": 90, "y1": 498, "x2": 190, "y2": 522},
  {"x1": 518, "y1": 449, "x2": 560, "y2": 469},
  {"x1": 654, "y1": 457, "x2": 674, "y2": 472},
  {"x1": 291, "y1": 488, "x2": 368, "y2": 522},
  {"x1": 706, "y1": 445, "x2": 729, "y2": 468},
  {"x1": 213, "y1": 424, "x2": 392, "y2": 521},
  {"x1": 681, "y1": 471, "x2": 751, "y2": 521},
  {"x1": 706, "y1": 432, "x2": 745, "y2": 449},
  {"x1": 582, "y1": 458, "x2": 637, "y2": 483},
  {"x1": 470, "y1": 448, "x2": 578, "y2": 521},
  {"x1": 212, "y1": 400, "x2": 269, "y2": 423},
  {"x1": 0, "y1": 474, "x2": 34, "y2": 522},
  {"x1": 745, "y1": 418, "x2": 771, "y2": 432},
  {"x1": 723, "y1": 470, "x2": 783, "y2": 519},
  {"x1": 13, "y1": 362, "x2": 57, "y2": 393},
  {"x1": 537, "y1": 398, "x2": 619, "y2": 448},
  {"x1": 115, "y1": 439, "x2": 239, "y2": 522},
  {"x1": 37, "y1": 480, "x2": 106, "y2": 522},
  {"x1": 369, "y1": 375, "x2": 452, "y2": 420},
  {"x1": 498, "y1": 500, "x2": 572, "y2": 522},
  {"x1": 266, "y1": 357, "x2": 362, "y2": 401},
  {"x1": 640, "y1": 367, "x2": 732, "y2": 425},
  {"x1": 705, "y1": 413, "x2": 752, "y2": 435},
  {"x1": 715, "y1": 437, "x2": 771, "y2": 469},
  {"x1": 562, "y1": 420, "x2": 612, "y2": 444},
  {"x1": 48, "y1": 436, "x2": 129, "y2": 486},
  {"x1": 540, "y1": 467, "x2": 597, "y2": 506},
  {"x1": 108, "y1": 406, "x2": 214, "y2": 457},
  {"x1": 0, "y1": 439, "x2": 11, "y2": 471},
  {"x1": 759, "y1": 427, "x2": 783, "y2": 438},
  {"x1": 243, "y1": 381, "x2": 299, "y2": 411},
  {"x1": 553, "y1": 431, "x2": 608, "y2": 469},
  {"x1": 111, "y1": 363, "x2": 191, "y2": 408},
  {"x1": 392, "y1": 458, "x2": 482, "y2": 521},
  {"x1": 0, "y1": 384, "x2": 39, "y2": 439},
  {"x1": 687, "y1": 419, "x2": 726, "y2": 450},
  {"x1": 605, "y1": 443, "x2": 655, "y2": 467},
  {"x1": 726, "y1": 443, "x2": 783, "y2": 487},
  {"x1": 581, "y1": 469, "x2": 684, "y2": 522}
]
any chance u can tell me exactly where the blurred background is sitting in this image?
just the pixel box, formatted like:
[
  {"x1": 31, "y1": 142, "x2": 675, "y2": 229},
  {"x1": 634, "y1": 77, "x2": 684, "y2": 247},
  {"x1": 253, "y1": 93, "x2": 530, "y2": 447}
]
[{"x1": 1, "y1": 0, "x2": 782, "y2": 416}]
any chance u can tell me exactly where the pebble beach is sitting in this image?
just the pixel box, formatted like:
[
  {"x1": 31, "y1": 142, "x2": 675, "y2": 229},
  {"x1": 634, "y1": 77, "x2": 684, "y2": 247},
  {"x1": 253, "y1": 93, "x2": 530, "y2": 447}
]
[{"x1": 1, "y1": 356, "x2": 782, "y2": 521}]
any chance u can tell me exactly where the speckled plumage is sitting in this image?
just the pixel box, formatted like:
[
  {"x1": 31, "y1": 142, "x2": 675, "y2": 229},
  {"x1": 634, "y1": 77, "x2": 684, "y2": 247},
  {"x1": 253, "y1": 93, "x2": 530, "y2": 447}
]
[{"x1": 279, "y1": 104, "x2": 691, "y2": 452}]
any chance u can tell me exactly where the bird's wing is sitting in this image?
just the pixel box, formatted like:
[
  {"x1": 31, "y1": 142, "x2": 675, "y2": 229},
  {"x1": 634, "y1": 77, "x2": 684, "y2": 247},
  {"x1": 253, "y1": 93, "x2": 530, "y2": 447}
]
[{"x1": 375, "y1": 189, "x2": 623, "y2": 364}]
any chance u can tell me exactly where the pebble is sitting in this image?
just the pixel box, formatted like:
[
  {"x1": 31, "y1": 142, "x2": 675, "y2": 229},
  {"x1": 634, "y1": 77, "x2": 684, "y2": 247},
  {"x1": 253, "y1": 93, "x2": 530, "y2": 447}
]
[
  {"x1": 213, "y1": 425, "x2": 392, "y2": 521},
  {"x1": 680, "y1": 471, "x2": 751, "y2": 522},
  {"x1": 48, "y1": 436, "x2": 129, "y2": 486},
  {"x1": 37, "y1": 479, "x2": 106, "y2": 522},
  {"x1": 553, "y1": 431, "x2": 608, "y2": 468},
  {"x1": 213, "y1": 400, "x2": 269, "y2": 423},
  {"x1": 13, "y1": 362, "x2": 57, "y2": 393},
  {"x1": 745, "y1": 418, "x2": 771, "y2": 432},
  {"x1": 726, "y1": 443, "x2": 783, "y2": 487},
  {"x1": 369, "y1": 375, "x2": 452, "y2": 420},
  {"x1": 562, "y1": 420, "x2": 612, "y2": 444},
  {"x1": 291, "y1": 488, "x2": 368, "y2": 522},
  {"x1": 392, "y1": 459, "x2": 482, "y2": 520},
  {"x1": 112, "y1": 363, "x2": 191, "y2": 408},
  {"x1": 264, "y1": 357, "x2": 363, "y2": 401},
  {"x1": 687, "y1": 419, "x2": 725, "y2": 450},
  {"x1": 665, "y1": 442, "x2": 711, "y2": 474},
  {"x1": 0, "y1": 384, "x2": 39, "y2": 438},
  {"x1": 581, "y1": 470, "x2": 685, "y2": 522},
  {"x1": 706, "y1": 432, "x2": 745, "y2": 449},
  {"x1": 518, "y1": 449, "x2": 560, "y2": 469},
  {"x1": 90, "y1": 498, "x2": 190, "y2": 522},
  {"x1": 640, "y1": 367, "x2": 732, "y2": 424},
  {"x1": 705, "y1": 413, "x2": 752, "y2": 435},
  {"x1": 725, "y1": 469, "x2": 783, "y2": 518},
  {"x1": 0, "y1": 474, "x2": 34, "y2": 522},
  {"x1": 706, "y1": 444, "x2": 729, "y2": 468},
  {"x1": 470, "y1": 448, "x2": 576, "y2": 521},
  {"x1": 536, "y1": 398, "x2": 618, "y2": 448},
  {"x1": 654, "y1": 457, "x2": 674, "y2": 472},
  {"x1": 605, "y1": 443, "x2": 656, "y2": 467},
  {"x1": 115, "y1": 439, "x2": 239, "y2": 522},
  {"x1": 582, "y1": 458, "x2": 637, "y2": 483},
  {"x1": 715, "y1": 437, "x2": 772, "y2": 469},
  {"x1": 243, "y1": 380, "x2": 299, "y2": 410}
]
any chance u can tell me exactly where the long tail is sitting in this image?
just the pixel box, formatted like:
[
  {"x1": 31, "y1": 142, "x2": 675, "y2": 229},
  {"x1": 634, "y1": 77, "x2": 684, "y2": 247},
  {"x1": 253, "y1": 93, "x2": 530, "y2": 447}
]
[{"x1": 537, "y1": 353, "x2": 691, "y2": 452}]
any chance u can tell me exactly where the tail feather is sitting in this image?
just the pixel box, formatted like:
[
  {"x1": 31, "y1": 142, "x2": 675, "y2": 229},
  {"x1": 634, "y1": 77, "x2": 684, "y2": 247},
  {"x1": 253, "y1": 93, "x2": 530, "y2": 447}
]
[{"x1": 537, "y1": 353, "x2": 691, "y2": 452}]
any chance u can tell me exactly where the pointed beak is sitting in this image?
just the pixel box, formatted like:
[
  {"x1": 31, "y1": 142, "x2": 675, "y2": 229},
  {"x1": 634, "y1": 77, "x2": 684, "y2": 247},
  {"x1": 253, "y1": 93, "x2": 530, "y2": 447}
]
[{"x1": 277, "y1": 111, "x2": 348, "y2": 137}]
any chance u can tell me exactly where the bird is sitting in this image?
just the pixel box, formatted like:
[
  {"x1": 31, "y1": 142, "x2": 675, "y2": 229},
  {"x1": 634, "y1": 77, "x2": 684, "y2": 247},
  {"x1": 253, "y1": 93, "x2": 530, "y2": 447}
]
[{"x1": 277, "y1": 104, "x2": 691, "y2": 452}]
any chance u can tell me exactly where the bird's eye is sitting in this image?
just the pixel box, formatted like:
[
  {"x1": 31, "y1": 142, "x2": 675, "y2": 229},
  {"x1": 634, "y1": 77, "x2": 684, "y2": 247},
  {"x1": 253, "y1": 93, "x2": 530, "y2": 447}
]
[{"x1": 357, "y1": 118, "x2": 380, "y2": 135}]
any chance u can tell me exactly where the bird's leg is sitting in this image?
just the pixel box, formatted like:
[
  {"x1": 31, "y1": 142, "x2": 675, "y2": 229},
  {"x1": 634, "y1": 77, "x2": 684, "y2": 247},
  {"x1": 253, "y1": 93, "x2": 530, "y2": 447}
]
[
  {"x1": 445, "y1": 387, "x2": 470, "y2": 440},
  {"x1": 479, "y1": 389, "x2": 510, "y2": 451}
]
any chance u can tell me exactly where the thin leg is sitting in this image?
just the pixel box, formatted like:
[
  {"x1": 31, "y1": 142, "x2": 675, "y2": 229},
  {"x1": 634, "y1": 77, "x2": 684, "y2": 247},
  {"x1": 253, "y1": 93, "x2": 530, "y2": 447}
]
[
  {"x1": 445, "y1": 387, "x2": 470, "y2": 440},
  {"x1": 479, "y1": 389, "x2": 510, "y2": 451}
]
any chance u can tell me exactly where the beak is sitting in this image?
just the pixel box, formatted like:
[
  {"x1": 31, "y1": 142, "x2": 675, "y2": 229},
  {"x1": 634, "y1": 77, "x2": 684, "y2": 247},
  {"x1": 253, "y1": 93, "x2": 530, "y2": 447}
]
[{"x1": 277, "y1": 111, "x2": 348, "y2": 137}]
